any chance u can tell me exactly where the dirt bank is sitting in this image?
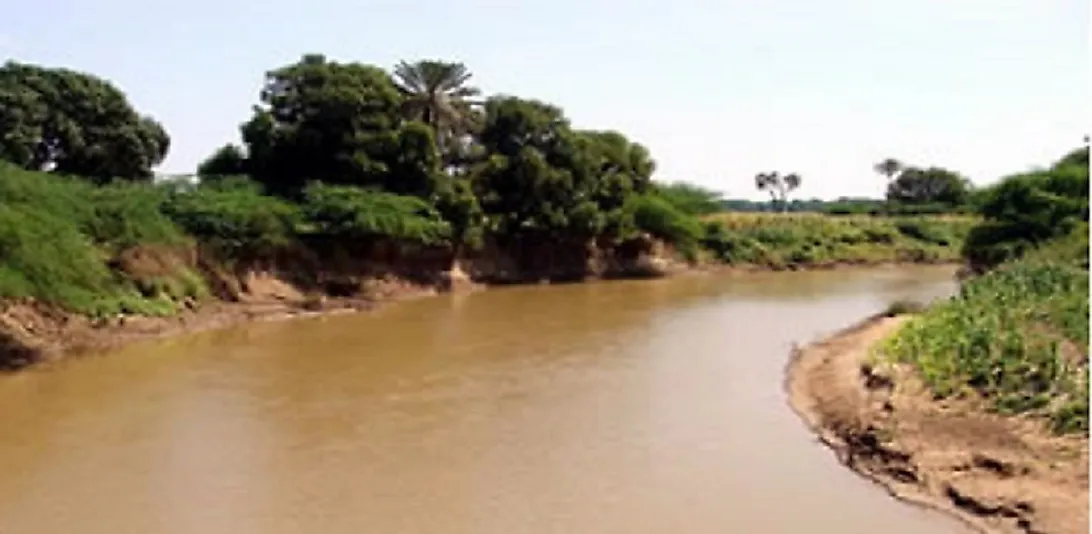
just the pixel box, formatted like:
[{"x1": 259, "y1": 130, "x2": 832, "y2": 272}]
[
  {"x1": 786, "y1": 315, "x2": 1089, "y2": 534},
  {"x1": 0, "y1": 235, "x2": 691, "y2": 371}
]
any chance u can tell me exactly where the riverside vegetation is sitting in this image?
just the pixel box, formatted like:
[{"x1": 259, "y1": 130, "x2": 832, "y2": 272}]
[
  {"x1": 785, "y1": 145, "x2": 1089, "y2": 534},
  {"x1": 878, "y1": 145, "x2": 1090, "y2": 436},
  {"x1": 0, "y1": 54, "x2": 982, "y2": 369}
]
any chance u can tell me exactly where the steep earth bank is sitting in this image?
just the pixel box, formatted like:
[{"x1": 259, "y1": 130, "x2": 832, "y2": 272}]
[
  {"x1": 786, "y1": 315, "x2": 1089, "y2": 534},
  {"x1": 0, "y1": 236, "x2": 685, "y2": 371}
]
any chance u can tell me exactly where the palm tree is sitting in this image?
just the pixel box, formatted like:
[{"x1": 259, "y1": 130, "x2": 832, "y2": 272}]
[
  {"x1": 392, "y1": 60, "x2": 482, "y2": 160},
  {"x1": 755, "y1": 171, "x2": 802, "y2": 212}
]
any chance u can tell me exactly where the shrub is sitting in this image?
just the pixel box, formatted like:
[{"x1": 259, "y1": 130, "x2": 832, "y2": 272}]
[
  {"x1": 301, "y1": 183, "x2": 451, "y2": 244},
  {"x1": 85, "y1": 182, "x2": 185, "y2": 250},
  {"x1": 626, "y1": 194, "x2": 704, "y2": 259},
  {"x1": 163, "y1": 179, "x2": 302, "y2": 258}
]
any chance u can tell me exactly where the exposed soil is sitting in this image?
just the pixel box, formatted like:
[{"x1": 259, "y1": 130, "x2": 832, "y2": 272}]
[
  {"x1": 786, "y1": 315, "x2": 1089, "y2": 534},
  {"x1": 0, "y1": 274, "x2": 444, "y2": 371}
]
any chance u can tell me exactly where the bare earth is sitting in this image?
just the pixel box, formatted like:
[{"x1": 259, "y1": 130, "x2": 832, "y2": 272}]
[{"x1": 785, "y1": 314, "x2": 1089, "y2": 534}]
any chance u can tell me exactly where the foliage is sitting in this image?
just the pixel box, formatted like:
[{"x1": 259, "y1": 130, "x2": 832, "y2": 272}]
[
  {"x1": 239, "y1": 54, "x2": 413, "y2": 197},
  {"x1": 625, "y1": 194, "x2": 703, "y2": 260},
  {"x1": 879, "y1": 257, "x2": 1089, "y2": 434},
  {"x1": 886, "y1": 166, "x2": 972, "y2": 206},
  {"x1": 84, "y1": 182, "x2": 185, "y2": 250},
  {"x1": 0, "y1": 163, "x2": 184, "y2": 316},
  {"x1": 754, "y1": 171, "x2": 802, "y2": 211},
  {"x1": 699, "y1": 212, "x2": 975, "y2": 267},
  {"x1": 300, "y1": 183, "x2": 450, "y2": 244},
  {"x1": 197, "y1": 144, "x2": 248, "y2": 179},
  {"x1": 432, "y1": 177, "x2": 485, "y2": 249},
  {"x1": 471, "y1": 96, "x2": 653, "y2": 244},
  {"x1": 962, "y1": 151, "x2": 1089, "y2": 271},
  {"x1": 162, "y1": 179, "x2": 302, "y2": 258},
  {"x1": 652, "y1": 181, "x2": 725, "y2": 216},
  {"x1": 873, "y1": 158, "x2": 903, "y2": 183},
  {"x1": 883, "y1": 146, "x2": 1091, "y2": 435},
  {"x1": 0, "y1": 61, "x2": 169, "y2": 182},
  {"x1": 392, "y1": 60, "x2": 481, "y2": 160}
]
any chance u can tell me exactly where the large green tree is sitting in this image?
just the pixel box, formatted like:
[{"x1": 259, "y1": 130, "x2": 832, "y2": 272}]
[
  {"x1": 472, "y1": 96, "x2": 653, "y2": 245},
  {"x1": 239, "y1": 54, "x2": 439, "y2": 198},
  {"x1": 0, "y1": 61, "x2": 169, "y2": 182}
]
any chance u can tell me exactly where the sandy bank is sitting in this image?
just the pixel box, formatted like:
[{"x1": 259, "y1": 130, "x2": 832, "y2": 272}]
[{"x1": 785, "y1": 314, "x2": 1089, "y2": 534}]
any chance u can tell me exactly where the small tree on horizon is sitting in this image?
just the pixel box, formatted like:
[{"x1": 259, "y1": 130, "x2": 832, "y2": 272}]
[
  {"x1": 755, "y1": 171, "x2": 802, "y2": 212},
  {"x1": 873, "y1": 158, "x2": 903, "y2": 184}
]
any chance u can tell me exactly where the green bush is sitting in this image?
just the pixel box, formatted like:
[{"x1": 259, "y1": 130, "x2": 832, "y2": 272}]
[
  {"x1": 963, "y1": 160, "x2": 1088, "y2": 271},
  {"x1": 301, "y1": 183, "x2": 451, "y2": 244},
  {"x1": 163, "y1": 179, "x2": 302, "y2": 258},
  {"x1": 621, "y1": 194, "x2": 703, "y2": 261},
  {"x1": 85, "y1": 182, "x2": 185, "y2": 250}
]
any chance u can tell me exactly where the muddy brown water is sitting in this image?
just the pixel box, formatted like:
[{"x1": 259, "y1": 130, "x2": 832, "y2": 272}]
[{"x1": 0, "y1": 267, "x2": 974, "y2": 533}]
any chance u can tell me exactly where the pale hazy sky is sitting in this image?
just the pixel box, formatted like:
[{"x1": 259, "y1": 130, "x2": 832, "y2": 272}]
[{"x1": 2, "y1": 0, "x2": 1088, "y2": 199}]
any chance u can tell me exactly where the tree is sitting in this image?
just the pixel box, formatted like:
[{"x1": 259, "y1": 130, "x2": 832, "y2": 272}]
[
  {"x1": 886, "y1": 166, "x2": 971, "y2": 206},
  {"x1": 963, "y1": 151, "x2": 1089, "y2": 270},
  {"x1": 472, "y1": 96, "x2": 654, "y2": 246},
  {"x1": 873, "y1": 158, "x2": 903, "y2": 184},
  {"x1": 392, "y1": 60, "x2": 482, "y2": 161},
  {"x1": 754, "y1": 171, "x2": 801, "y2": 212},
  {"x1": 196, "y1": 143, "x2": 247, "y2": 180},
  {"x1": 239, "y1": 54, "x2": 429, "y2": 197},
  {"x1": 0, "y1": 61, "x2": 169, "y2": 182}
]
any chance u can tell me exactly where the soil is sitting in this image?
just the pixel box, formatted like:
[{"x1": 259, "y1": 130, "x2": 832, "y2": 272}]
[
  {"x1": 786, "y1": 314, "x2": 1090, "y2": 534},
  {"x1": 0, "y1": 275, "x2": 446, "y2": 371}
]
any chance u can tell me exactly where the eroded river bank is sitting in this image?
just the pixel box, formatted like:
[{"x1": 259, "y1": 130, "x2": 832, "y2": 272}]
[{"x1": 0, "y1": 266, "x2": 973, "y2": 533}]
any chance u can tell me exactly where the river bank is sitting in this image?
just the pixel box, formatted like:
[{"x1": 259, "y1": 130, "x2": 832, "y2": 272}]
[
  {"x1": 786, "y1": 313, "x2": 1089, "y2": 534},
  {"x1": 1, "y1": 253, "x2": 962, "y2": 372}
]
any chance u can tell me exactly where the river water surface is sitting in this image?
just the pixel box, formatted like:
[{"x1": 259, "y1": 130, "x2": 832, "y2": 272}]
[{"x1": 0, "y1": 267, "x2": 972, "y2": 533}]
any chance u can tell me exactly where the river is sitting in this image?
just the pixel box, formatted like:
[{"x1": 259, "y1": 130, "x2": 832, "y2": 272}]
[{"x1": 0, "y1": 266, "x2": 972, "y2": 533}]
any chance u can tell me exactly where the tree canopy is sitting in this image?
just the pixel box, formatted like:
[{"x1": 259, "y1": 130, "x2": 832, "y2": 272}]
[
  {"x1": 962, "y1": 147, "x2": 1089, "y2": 270},
  {"x1": 392, "y1": 60, "x2": 482, "y2": 162},
  {"x1": 0, "y1": 61, "x2": 169, "y2": 182},
  {"x1": 754, "y1": 171, "x2": 802, "y2": 211},
  {"x1": 885, "y1": 166, "x2": 971, "y2": 206},
  {"x1": 470, "y1": 96, "x2": 654, "y2": 244},
  {"x1": 239, "y1": 54, "x2": 434, "y2": 197}
]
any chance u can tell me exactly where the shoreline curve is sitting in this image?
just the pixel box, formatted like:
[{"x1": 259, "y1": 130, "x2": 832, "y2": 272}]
[{"x1": 784, "y1": 314, "x2": 1089, "y2": 534}]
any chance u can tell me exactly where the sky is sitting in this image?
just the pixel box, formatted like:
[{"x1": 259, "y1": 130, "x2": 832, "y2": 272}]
[{"x1": 2, "y1": 0, "x2": 1088, "y2": 200}]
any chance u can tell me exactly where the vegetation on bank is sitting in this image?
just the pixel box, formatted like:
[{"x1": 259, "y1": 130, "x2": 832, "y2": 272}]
[
  {"x1": 699, "y1": 213, "x2": 975, "y2": 268},
  {"x1": 0, "y1": 55, "x2": 1054, "y2": 321},
  {"x1": 878, "y1": 146, "x2": 1090, "y2": 435}
]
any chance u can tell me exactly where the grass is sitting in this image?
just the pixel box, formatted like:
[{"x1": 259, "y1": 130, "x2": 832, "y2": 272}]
[
  {"x1": 699, "y1": 212, "x2": 978, "y2": 267},
  {"x1": 877, "y1": 249, "x2": 1089, "y2": 434},
  {"x1": 0, "y1": 164, "x2": 192, "y2": 317}
]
